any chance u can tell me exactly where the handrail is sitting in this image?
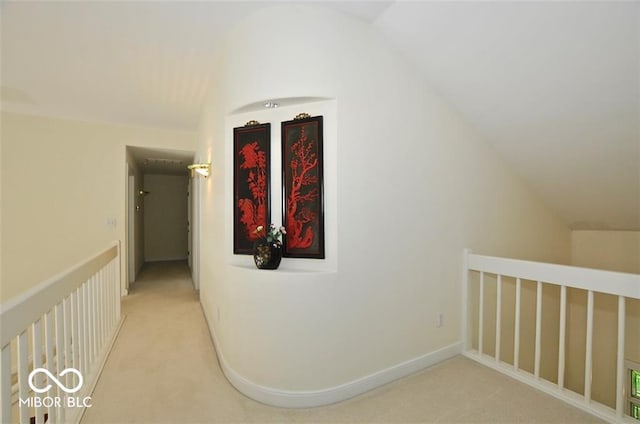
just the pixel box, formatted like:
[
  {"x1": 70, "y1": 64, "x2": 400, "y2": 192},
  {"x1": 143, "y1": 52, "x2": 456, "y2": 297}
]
[
  {"x1": 0, "y1": 242, "x2": 119, "y2": 348},
  {"x1": 0, "y1": 241, "x2": 123, "y2": 424},
  {"x1": 468, "y1": 253, "x2": 640, "y2": 299},
  {"x1": 463, "y1": 249, "x2": 640, "y2": 424}
]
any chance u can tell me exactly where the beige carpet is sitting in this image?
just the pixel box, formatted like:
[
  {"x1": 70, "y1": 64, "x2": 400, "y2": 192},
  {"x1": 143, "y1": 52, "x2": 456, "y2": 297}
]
[{"x1": 81, "y1": 261, "x2": 603, "y2": 423}]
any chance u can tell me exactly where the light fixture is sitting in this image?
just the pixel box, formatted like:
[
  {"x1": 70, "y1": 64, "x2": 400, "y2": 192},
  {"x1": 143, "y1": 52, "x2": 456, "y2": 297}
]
[
  {"x1": 264, "y1": 101, "x2": 279, "y2": 108},
  {"x1": 188, "y1": 163, "x2": 211, "y2": 178}
]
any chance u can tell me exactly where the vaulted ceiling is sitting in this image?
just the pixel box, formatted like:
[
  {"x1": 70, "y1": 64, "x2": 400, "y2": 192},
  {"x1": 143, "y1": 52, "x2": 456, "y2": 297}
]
[{"x1": 2, "y1": 1, "x2": 638, "y2": 230}]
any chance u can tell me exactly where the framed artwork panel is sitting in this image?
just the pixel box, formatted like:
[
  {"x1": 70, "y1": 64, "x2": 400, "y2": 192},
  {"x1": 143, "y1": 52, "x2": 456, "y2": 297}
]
[
  {"x1": 233, "y1": 122, "x2": 271, "y2": 255},
  {"x1": 281, "y1": 115, "x2": 324, "y2": 259}
]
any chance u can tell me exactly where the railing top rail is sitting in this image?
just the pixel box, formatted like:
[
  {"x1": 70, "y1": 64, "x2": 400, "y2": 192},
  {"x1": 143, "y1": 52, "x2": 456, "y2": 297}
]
[
  {"x1": 467, "y1": 252, "x2": 640, "y2": 300},
  {"x1": 0, "y1": 241, "x2": 119, "y2": 348}
]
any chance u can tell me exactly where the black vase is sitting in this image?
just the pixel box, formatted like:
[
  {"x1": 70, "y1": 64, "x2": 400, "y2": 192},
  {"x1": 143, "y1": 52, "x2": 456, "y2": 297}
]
[{"x1": 253, "y1": 240, "x2": 283, "y2": 270}]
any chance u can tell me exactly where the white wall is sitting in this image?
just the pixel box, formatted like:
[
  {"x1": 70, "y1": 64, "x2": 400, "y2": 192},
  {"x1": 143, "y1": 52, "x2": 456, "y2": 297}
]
[
  {"x1": 1, "y1": 112, "x2": 195, "y2": 302},
  {"x1": 195, "y1": 5, "x2": 570, "y2": 404},
  {"x1": 143, "y1": 174, "x2": 189, "y2": 262},
  {"x1": 572, "y1": 230, "x2": 640, "y2": 274}
]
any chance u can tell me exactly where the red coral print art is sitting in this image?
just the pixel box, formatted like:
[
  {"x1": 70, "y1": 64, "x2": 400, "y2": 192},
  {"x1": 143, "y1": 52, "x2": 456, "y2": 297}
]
[
  {"x1": 234, "y1": 123, "x2": 270, "y2": 254},
  {"x1": 281, "y1": 116, "x2": 324, "y2": 259}
]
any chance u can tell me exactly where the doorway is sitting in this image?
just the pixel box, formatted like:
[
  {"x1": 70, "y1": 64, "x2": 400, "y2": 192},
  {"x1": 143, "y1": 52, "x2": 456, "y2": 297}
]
[{"x1": 125, "y1": 146, "x2": 198, "y2": 291}]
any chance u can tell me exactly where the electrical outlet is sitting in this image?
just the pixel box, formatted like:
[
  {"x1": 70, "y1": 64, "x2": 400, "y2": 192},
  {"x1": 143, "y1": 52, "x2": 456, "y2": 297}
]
[{"x1": 437, "y1": 313, "x2": 444, "y2": 328}]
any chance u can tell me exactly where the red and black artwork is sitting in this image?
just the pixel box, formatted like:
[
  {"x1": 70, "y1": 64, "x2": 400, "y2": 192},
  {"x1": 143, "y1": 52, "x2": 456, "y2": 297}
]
[
  {"x1": 234, "y1": 123, "x2": 270, "y2": 255},
  {"x1": 281, "y1": 115, "x2": 324, "y2": 259}
]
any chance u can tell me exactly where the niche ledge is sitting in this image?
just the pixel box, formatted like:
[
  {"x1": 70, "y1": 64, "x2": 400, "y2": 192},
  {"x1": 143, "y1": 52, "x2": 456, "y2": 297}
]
[{"x1": 228, "y1": 262, "x2": 337, "y2": 275}]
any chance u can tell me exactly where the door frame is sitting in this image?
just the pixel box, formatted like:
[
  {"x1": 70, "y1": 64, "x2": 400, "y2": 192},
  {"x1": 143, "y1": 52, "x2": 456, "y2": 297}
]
[
  {"x1": 191, "y1": 176, "x2": 200, "y2": 291},
  {"x1": 127, "y1": 173, "x2": 135, "y2": 293}
]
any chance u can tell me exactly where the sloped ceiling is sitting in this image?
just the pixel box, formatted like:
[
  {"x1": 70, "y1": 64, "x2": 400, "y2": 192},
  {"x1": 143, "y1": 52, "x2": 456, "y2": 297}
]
[
  {"x1": 375, "y1": 1, "x2": 639, "y2": 231},
  {"x1": 1, "y1": 1, "x2": 638, "y2": 230}
]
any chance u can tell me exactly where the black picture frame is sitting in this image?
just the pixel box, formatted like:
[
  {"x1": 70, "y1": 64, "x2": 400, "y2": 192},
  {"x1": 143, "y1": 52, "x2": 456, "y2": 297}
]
[
  {"x1": 233, "y1": 123, "x2": 271, "y2": 255},
  {"x1": 281, "y1": 115, "x2": 324, "y2": 259}
]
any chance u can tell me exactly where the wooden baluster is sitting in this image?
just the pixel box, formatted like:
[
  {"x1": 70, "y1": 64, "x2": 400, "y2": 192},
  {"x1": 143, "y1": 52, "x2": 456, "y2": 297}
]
[
  {"x1": 32, "y1": 319, "x2": 45, "y2": 424},
  {"x1": 615, "y1": 295, "x2": 626, "y2": 418},
  {"x1": 558, "y1": 285, "x2": 567, "y2": 389},
  {"x1": 0, "y1": 343, "x2": 11, "y2": 423},
  {"x1": 584, "y1": 290, "x2": 594, "y2": 403},
  {"x1": 495, "y1": 274, "x2": 502, "y2": 363},
  {"x1": 83, "y1": 281, "x2": 90, "y2": 373},
  {"x1": 514, "y1": 278, "x2": 521, "y2": 371},
  {"x1": 17, "y1": 331, "x2": 29, "y2": 424},
  {"x1": 72, "y1": 289, "x2": 80, "y2": 375},
  {"x1": 478, "y1": 272, "x2": 484, "y2": 356},
  {"x1": 534, "y1": 281, "x2": 542, "y2": 378},
  {"x1": 55, "y1": 303, "x2": 65, "y2": 422},
  {"x1": 64, "y1": 297, "x2": 72, "y2": 391},
  {"x1": 44, "y1": 310, "x2": 55, "y2": 423}
]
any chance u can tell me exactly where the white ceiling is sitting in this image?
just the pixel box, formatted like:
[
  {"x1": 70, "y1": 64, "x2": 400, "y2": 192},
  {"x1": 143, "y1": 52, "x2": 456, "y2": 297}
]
[{"x1": 2, "y1": 1, "x2": 638, "y2": 230}]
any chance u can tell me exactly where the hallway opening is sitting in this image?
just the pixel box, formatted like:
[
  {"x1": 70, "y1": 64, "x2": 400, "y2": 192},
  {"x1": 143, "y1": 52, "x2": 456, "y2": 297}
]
[{"x1": 125, "y1": 146, "x2": 197, "y2": 294}]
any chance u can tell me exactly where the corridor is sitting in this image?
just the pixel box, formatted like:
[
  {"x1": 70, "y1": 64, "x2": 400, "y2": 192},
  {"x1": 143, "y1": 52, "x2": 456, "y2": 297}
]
[{"x1": 81, "y1": 261, "x2": 602, "y2": 423}]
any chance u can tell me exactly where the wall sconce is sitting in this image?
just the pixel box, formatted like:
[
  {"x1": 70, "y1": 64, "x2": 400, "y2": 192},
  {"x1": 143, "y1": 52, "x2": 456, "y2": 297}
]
[{"x1": 188, "y1": 163, "x2": 211, "y2": 178}]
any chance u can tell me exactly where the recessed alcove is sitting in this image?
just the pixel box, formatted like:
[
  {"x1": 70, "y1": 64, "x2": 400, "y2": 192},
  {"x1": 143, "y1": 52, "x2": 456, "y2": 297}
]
[{"x1": 225, "y1": 98, "x2": 338, "y2": 273}]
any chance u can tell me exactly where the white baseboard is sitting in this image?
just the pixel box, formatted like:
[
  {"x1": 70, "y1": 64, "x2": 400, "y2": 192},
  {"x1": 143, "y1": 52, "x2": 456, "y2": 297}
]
[
  {"x1": 145, "y1": 256, "x2": 188, "y2": 262},
  {"x1": 201, "y1": 305, "x2": 462, "y2": 408}
]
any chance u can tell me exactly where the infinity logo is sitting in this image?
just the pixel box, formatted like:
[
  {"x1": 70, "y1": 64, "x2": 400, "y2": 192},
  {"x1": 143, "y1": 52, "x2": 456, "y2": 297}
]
[{"x1": 28, "y1": 368, "x2": 83, "y2": 394}]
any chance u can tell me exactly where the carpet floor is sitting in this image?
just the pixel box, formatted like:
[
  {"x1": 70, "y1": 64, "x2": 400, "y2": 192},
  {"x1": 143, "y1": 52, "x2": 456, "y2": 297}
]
[{"x1": 81, "y1": 261, "x2": 603, "y2": 424}]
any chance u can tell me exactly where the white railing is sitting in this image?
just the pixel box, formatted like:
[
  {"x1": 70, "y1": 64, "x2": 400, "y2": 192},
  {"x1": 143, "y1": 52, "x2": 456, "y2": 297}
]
[
  {"x1": 462, "y1": 249, "x2": 640, "y2": 424},
  {"x1": 0, "y1": 241, "x2": 123, "y2": 424}
]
